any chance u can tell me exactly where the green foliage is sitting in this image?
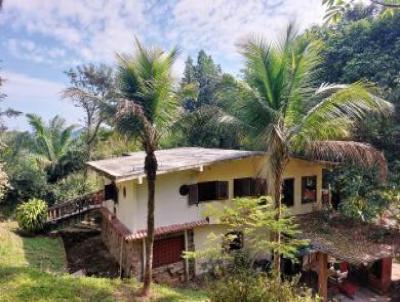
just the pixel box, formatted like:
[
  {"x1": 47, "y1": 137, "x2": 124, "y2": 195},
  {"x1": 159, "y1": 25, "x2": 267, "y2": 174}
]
[
  {"x1": 0, "y1": 163, "x2": 9, "y2": 202},
  {"x1": 207, "y1": 260, "x2": 317, "y2": 302},
  {"x1": 311, "y1": 9, "x2": 400, "y2": 161},
  {"x1": 329, "y1": 164, "x2": 398, "y2": 220},
  {"x1": 115, "y1": 39, "x2": 179, "y2": 141},
  {"x1": 186, "y1": 197, "x2": 307, "y2": 273},
  {"x1": 0, "y1": 221, "x2": 207, "y2": 302},
  {"x1": 5, "y1": 158, "x2": 49, "y2": 204},
  {"x1": 323, "y1": 0, "x2": 400, "y2": 24},
  {"x1": 26, "y1": 114, "x2": 77, "y2": 182},
  {"x1": 49, "y1": 173, "x2": 99, "y2": 204},
  {"x1": 16, "y1": 198, "x2": 48, "y2": 233},
  {"x1": 228, "y1": 24, "x2": 391, "y2": 159},
  {"x1": 93, "y1": 130, "x2": 140, "y2": 159},
  {"x1": 63, "y1": 64, "x2": 115, "y2": 160},
  {"x1": 171, "y1": 51, "x2": 241, "y2": 149}
]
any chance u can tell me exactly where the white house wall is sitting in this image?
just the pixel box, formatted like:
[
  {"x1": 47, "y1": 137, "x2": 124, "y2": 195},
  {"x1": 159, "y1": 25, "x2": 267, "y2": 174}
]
[
  {"x1": 110, "y1": 156, "x2": 324, "y2": 234},
  {"x1": 115, "y1": 180, "x2": 137, "y2": 231}
]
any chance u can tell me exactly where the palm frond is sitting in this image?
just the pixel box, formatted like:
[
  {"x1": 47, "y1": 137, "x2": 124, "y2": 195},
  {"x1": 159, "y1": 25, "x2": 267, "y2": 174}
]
[
  {"x1": 116, "y1": 39, "x2": 179, "y2": 132},
  {"x1": 307, "y1": 140, "x2": 388, "y2": 181},
  {"x1": 292, "y1": 83, "x2": 393, "y2": 149},
  {"x1": 26, "y1": 113, "x2": 56, "y2": 161}
]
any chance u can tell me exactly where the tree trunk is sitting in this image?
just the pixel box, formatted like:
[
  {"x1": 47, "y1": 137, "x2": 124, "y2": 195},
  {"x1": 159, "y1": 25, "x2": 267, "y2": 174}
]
[
  {"x1": 141, "y1": 150, "x2": 158, "y2": 297},
  {"x1": 272, "y1": 154, "x2": 289, "y2": 277}
]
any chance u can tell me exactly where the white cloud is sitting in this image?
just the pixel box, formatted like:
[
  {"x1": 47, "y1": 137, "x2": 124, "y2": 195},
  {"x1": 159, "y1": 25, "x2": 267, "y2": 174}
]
[
  {"x1": 2, "y1": 0, "x2": 325, "y2": 71},
  {"x1": 6, "y1": 38, "x2": 68, "y2": 65},
  {"x1": 0, "y1": 0, "x2": 328, "y2": 130},
  {"x1": 1, "y1": 71, "x2": 84, "y2": 130}
]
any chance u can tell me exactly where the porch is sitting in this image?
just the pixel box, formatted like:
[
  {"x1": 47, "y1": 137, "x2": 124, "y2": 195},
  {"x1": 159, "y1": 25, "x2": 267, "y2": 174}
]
[{"x1": 296, "y1": 212, "x2": 400, "y2": 301}]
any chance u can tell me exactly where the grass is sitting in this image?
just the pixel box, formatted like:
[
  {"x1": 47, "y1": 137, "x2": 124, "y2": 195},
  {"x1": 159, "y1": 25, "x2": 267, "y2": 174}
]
[
  {"x1": 0, "y1": 220, "x2": 208, "y2": 302},
  {"x1": 0, "y1": 221, "x2": 66, "y2": 272}
]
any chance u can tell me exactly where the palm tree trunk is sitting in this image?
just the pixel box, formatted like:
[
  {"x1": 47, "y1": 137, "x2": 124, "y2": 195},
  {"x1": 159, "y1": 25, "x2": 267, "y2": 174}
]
[
  {"x1": 142, "y1": 149, "x2": 157, "y2": 297},
  {"x1": 272, "y1": 154, "x2": 289, "y2": 277}
]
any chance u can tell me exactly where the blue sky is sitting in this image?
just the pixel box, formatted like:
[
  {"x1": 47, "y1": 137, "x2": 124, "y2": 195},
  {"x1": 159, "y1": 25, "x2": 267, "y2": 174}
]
[{"x1": 0, "y1": 0, "x2": 325, "y2": 131}]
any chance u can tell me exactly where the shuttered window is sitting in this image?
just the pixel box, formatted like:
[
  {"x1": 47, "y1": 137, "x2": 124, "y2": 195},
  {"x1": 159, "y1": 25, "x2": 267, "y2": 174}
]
[
  {"x1": 188, "y1": 181, "x2": 229, "y2": 205},
  {"x1": 104, "y1": 183, "x2": 118, "y2": 203},
  {"x1": 234, "y1": 178, "x2": 267, "y2": 198},
  {"x1": 153, "y1": 235, "x2": 185, "y2": 268}
]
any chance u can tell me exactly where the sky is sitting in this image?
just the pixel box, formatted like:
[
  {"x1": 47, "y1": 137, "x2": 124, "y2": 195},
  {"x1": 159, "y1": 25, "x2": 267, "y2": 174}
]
[{"x1": 0, "y1": 0, "x2": 326, "y2": 131}]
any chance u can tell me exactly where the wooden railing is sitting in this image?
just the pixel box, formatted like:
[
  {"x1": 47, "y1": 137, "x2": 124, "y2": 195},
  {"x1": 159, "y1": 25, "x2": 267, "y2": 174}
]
[{"x1": 47, "y1": 190, "x2": 104, "y2": 222}]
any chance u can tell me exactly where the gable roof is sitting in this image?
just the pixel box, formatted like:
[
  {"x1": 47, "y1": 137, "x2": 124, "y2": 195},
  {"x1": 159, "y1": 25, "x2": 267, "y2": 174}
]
[{"x1": 87, "y1": 147, "x2": 264, "y2": 182}]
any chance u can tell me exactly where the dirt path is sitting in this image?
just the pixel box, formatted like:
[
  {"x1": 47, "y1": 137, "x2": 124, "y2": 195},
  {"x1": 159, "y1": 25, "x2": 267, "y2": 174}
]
[{"x1": 60, "y1": 226, "x2": 121, "y2": 278}]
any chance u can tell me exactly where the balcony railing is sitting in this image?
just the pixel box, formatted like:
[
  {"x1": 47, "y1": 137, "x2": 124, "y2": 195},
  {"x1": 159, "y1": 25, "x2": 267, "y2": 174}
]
[{"x1": 47, "y1": 190, "x2": 104, "y2": 222}]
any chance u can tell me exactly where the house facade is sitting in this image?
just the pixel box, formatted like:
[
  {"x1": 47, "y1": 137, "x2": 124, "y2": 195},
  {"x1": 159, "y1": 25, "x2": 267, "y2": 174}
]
[{"x1": 87, "y1": 147, "x2": 326, "y2": 283}]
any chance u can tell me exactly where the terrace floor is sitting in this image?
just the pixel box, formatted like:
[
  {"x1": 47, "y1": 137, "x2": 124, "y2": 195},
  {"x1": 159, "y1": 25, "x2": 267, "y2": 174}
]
[
  {"x1": 331, "y1": 263, "x2": 400, "y2": 302},
  {"x1": 334, "y1": 288, "x2": 392, "y2": 302}
]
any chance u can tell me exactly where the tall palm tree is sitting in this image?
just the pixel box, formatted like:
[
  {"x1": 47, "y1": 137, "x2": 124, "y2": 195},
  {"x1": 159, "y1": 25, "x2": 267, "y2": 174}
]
[
  {"x1": 115, "y1": 40, "x2": 178, "y2": 297},
  {"x1": 227, "y1": 25, "x2": 393, "y2": 272},
  {"x1": 27, "y1": 114, "x2": 75, "y2": 178}
]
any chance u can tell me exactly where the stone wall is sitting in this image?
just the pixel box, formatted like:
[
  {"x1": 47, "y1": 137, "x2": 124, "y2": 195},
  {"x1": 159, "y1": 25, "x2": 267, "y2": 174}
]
[{"x1": 101, "y1": 215, "x2": 142, "y2": 279}]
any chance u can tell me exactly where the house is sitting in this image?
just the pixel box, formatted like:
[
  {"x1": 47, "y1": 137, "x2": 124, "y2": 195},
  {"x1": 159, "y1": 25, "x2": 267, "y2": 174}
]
[{"x1": 87, "y1": 147, "x2": 327, "y2": 283}]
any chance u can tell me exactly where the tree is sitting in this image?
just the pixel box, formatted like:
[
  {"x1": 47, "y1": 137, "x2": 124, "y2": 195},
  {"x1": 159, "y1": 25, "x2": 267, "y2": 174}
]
[
  {"x1": 115, "y1": 40, "x2": 178, "y2": 297},
  {"x1": 323, "y1": 0, "x2": 400, "y2": 24},
  {"x1": 226, "y1": 24, "x2": 392, "y2": 273},
  {"x1": 26, "y1": 114, "x2": 76, "y2": 182},
  {"x1": 172, "y1": 51, "x2": 241, "y2": 148},
  {"x1": 63, "y1": 64, "x2": 115, "y2": 161},
  {"x1": 309, "y1": 9, "x2": 400, "y2": 162}
]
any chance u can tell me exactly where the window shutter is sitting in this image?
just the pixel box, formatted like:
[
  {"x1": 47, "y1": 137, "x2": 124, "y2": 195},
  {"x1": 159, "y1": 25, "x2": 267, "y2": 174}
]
[
  {"x1": 188, "y1": 184, "x2": 199, "y2": 205},
  {"x1": 216, "y1": 181, "x2": 229, "y2": 200},
  {"x1": 253, "y1": 178, "x2": 267, "y2": 196},
  {"x1": 242, "y1": 178, "x2": 251, "y2": 196},
  {"x1": 234, "y1": 178, "x2": 251, "y2": 197}
]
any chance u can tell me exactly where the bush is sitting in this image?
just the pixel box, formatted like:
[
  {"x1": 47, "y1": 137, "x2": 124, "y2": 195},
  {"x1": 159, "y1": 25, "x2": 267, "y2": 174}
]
[
  {"x1": 16, "y1": 198, "x2": 48, "y2": 233},
  {"x1": 207, "y1": 253, "x2": 317, "y2": 302},
  {"x1": 5, "y1": 158, "x2": 50, "y2": 204},
  {"x1": 208, "y1": 273, "x2": 317, "y2": 302}
]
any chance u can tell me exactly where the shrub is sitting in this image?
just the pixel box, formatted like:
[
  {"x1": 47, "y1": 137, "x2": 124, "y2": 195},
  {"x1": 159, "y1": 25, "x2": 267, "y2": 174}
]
[
  {"x1": 208, "y1": 273, "x2": 317, "y2": 302},
  {"x1": 16, "y1": 198, "x2": 48, "y2": 233},
  {"x1": 5, "y1": 158, "x2": 50, "y2": 204},
  {"x1": 0, "y1": 163, "x2": 9, "y2": 202},
  {"x1": 206, "y1": 252, "x2": 317, "y2": 302}
]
